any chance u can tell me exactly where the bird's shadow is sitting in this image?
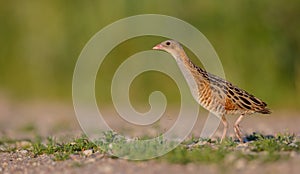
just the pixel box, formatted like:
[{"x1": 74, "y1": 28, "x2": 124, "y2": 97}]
[
  {"x1": 240, "y1": 132, "x2": 275, "y2": 143},
  {"x1": 188, "y1": 132, "x2": 276, "y2": 147}
]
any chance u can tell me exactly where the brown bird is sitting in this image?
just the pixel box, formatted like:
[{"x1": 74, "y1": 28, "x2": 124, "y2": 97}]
[{"x1": 153, "y1": 40, "x2": 271, "y2": 142}]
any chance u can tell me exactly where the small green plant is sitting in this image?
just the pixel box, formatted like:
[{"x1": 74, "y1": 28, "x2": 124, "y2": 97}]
[
  {"x1": 0, "y1": 137, "x2": 18, "y2": 152},
  {"x1": 162, "y1": 132, "x2": 299, "y2": 164},
  {"x1": 251, "y1": 133, "x2": 299, "y2": 152},
  {"x1": 30, "y1": 135, "x2": 100, "y2": 160},
  {"x1": 95, "y1": 131, "x2": 177, "y2": 159},
  {"x1": 31, "y1": 136, "x2": 46, "y2": 156},
  {"x1": 1, "y1": 132, "x2": 299, "y2": 164}
]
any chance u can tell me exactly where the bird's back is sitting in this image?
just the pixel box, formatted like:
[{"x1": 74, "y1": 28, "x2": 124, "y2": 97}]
[{"x1": 191, "y1": 63, "x2": 271, "y2": 115}]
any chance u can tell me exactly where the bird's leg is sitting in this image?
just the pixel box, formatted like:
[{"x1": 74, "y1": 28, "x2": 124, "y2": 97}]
[
  {"x1": 234, "y1": 114, "x2": 245, "y2": 143},
  {"x1": 220, "y1": 115, "x2": 228, "y2": 142}
]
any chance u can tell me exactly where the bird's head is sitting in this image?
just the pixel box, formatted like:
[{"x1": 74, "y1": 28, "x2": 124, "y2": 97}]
[{"x1": 152, "y1": 40, "x2": 184, "y2": 59}]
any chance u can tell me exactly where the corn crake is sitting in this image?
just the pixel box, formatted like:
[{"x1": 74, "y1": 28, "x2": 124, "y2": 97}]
[{"x1": 153, "y1": 40, "x2": 271, "y2": 142}]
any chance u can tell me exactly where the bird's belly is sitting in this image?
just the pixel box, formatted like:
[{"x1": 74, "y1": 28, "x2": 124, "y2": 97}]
[
  {"x1": 199, "y1": 100, "x2": 254, "y2": 115},
  {"x1": 198, "y1": 96, "x2": 226, "y2": 115}
]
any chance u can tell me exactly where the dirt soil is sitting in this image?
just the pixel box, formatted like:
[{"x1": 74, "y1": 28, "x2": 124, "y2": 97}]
[{"x1": 0, "y1": 98, "x2": 300, "y2": 174}]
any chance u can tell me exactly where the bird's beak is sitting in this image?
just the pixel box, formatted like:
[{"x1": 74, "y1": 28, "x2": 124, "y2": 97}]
[{"x1": 152, "y1": 44, "x2": 163, "y2": 50}]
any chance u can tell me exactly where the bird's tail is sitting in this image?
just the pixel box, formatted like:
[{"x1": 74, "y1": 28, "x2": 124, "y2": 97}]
[{"x1": 258, "y1": 107, "x2": 272, "y2": 114}]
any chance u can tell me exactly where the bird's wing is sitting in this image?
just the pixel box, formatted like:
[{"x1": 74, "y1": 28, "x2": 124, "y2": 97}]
[{"x1": 205, "y1": 70, "x2": 270, "y2": 114}]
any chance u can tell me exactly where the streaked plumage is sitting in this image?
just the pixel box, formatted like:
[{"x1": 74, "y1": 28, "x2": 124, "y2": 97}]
[{"x1": 153, "y1": 40, "x2": 271, "y2": 142}]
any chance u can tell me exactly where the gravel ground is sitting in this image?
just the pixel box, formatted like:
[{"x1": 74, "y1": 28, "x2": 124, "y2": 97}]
[
  {"x1": 0, "y1": 98, "x2": 300, "y2": 174},
  {"x1": 1, "y1": 150, "x2": 300, "y2": 174}
]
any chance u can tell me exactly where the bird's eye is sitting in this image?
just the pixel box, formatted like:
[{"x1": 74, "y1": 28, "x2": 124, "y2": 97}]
[{"x1": 166, "y1": 41, "x2": 170, "y2": 46}]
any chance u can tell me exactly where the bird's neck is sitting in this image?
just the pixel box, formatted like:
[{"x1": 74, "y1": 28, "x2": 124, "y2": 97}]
[{"x1": 174, "y1": 51, "x2": 207, "y2": 83}]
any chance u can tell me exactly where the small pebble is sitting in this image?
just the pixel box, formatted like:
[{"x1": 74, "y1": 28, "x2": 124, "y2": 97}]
[
  {"x1": 236, "y1": 143, "x2": 249, "y2": 151},
  {"x1": 70, "y1": 154, "x2": 80, "y2": 160},
  {"x1": 83, "y1": 149, "x2": 93, "y2": 156},
  {"x1": 0, "y1": 146, "x2": 6, "y2": 151},
  {"x1": 19, "y1": 150, "x2": 28, "y2": 154},
  {"x1": 289, "y1": 143, "x2": 298, "y2": 148},
  {"x1": 2, "y1": 162, "x2": 8, "y2": 167},
  {"x1": 108, "y1": 143, "x2": 113, "y2": 149},
  {"x1": 196, "y1": 141, "x2": 208, "y2": 146}
]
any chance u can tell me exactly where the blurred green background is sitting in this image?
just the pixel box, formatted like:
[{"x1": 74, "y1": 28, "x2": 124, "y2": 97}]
[{"x1": 0, "y1": 0, "x2": 299, "y2": 109}]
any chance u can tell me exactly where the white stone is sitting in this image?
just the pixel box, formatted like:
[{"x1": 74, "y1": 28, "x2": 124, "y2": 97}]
[{"x1": 83, "y1": 149, "x2": 93, "y2": 156}]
